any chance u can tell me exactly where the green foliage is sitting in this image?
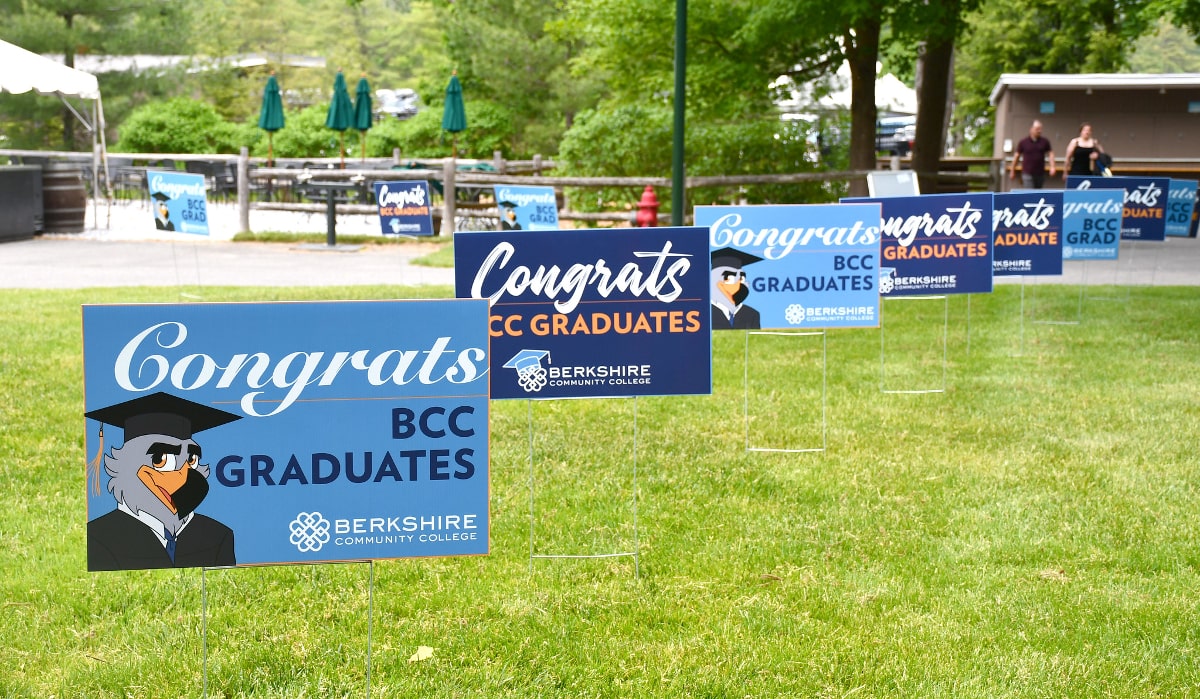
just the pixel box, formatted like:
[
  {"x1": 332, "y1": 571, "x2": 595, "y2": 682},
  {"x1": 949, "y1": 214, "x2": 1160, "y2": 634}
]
[
  {"x1": 368, "y1": 99, "x2": 514, "y2": 159},
  {"x1": 557, "y1": 104, "x2": 843, "y2": 214},
  {"x1": 954, "y1": 0, "x2": 1161, "y2": 154},
  {"x1": 1130, "y1": 17, "x2": 1200, "y2": 71},
  {"x1": 435, "y1": 0, "x2": 586, "y2": 156},
  {"x1": 116, "y1": 98, "x2": 252, "y2": 154},
  {"x1": 267, "y1": 104, "x2": 341, "y2": 159}
]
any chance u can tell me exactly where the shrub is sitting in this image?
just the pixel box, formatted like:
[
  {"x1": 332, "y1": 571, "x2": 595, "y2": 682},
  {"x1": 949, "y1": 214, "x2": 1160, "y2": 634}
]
[
  {"x1": 557, "y1": 103, "x2": 845, "y2": 215},
  {"x1": 367, "y1": 100, "x2": 515, "y2": 159},
  {"x1": 268, "y1": 104, "x2": 343, "y2": 160},
  {"x1": 116, "y1": 98, "x2": 245, "y2": 154}
]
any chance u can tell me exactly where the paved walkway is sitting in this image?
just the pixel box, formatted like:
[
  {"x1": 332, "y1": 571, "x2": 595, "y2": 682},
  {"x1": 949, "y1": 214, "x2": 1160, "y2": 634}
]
[
  {"x1": 1, "y1": 200, "x2": 455, "y2": 289},
  {"x1": 2, "y1": 199, "x2": 1199, "y2": 289}
]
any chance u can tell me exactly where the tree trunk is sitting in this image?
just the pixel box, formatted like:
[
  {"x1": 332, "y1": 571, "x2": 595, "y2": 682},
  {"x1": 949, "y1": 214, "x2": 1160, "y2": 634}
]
[
  {"x1": 844, "y1": 20, "x2": 879, "y2": 198},
  {"x1": 911, "y1": 36, "x2": 954, "y2": 195}
]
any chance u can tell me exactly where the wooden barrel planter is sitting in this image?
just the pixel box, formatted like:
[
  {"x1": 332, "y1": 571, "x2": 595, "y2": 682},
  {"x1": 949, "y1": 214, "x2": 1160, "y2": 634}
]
[{"x1": 41, "y1": 163, "x2": 87, "y2": 233}]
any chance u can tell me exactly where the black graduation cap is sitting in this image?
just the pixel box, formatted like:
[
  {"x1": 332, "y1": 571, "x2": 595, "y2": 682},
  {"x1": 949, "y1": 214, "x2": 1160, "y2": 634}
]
[
  {"x1": 85, "y1": 392, "x2": 242, "y2": 442},
  {"x1": 710, "y1": 247, "x2": 764, "y2": 270},
  {"x1": 498, "y1": 200, "x2": 518, "y2": 210},
  {"x1": 151, "y1": 190, "x2": 171, "y2": 203}
]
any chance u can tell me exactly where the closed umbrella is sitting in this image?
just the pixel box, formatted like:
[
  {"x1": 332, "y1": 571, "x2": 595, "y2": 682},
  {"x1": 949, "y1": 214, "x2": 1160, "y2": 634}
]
[
  {"x1": 325, "y1": 70, "x2": 354, "y2": 168},
  {"x1": 257, "y1": 72, "x2": 285, "y2": 167},
  {"x1": 353, "y1": 74, "x2": 373, "y2": 163},
  {"x1": 442, "y1": 71, "x2": 467, "y2": 158}
]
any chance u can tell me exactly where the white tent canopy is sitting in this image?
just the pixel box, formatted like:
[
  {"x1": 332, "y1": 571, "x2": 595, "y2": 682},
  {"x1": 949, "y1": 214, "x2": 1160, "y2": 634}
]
[
  {"x1": 775, "y1": 62, "x2": 918, "y2": 117},
  {"x1": 0, "y1": 38, "x2": 111, "y2": 216},
  {"x1": 0, "y1": 38, "x2": 100, "y2": 99}
]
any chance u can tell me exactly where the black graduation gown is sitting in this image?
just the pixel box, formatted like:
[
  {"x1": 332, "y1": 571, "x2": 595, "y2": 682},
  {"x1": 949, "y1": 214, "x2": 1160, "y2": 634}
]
[
  {"x1": 711, "y1": 303, "x2": 761, "y2": 330},
  {"x1": 87, "y1": 509, "x2": 235, "y2": 571}
]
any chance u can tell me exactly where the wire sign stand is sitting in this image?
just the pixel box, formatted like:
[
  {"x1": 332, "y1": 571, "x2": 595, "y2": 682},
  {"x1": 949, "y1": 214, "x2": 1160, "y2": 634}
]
[
  {"x1": 743, "y1": 330, "x2": 827, "y2": 454},
  {"x1": 880, "y1": 295, "x2": 948, "y2": 394},
  {"x1": 1085, "y1": 242, "x2": 1135, "y2": 303},
  {"x1": 526, "y1": 397, "x2": 640, "y2": 578},
  {"x1": 200, "y1": 560, "x2": 377, "y2": 699},
  {"x1": 1030, "y1": 271, "x2": 1084, "y2": 326}
]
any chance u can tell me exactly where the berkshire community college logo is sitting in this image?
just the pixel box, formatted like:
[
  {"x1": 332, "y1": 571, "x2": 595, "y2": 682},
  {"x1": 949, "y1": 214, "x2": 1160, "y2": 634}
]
[
  {"x1": 784, "y1": 304, "x2": 806, "y2": 325},
  {"x1": 879, "y1": 268, "x2": 897, "y2": 293},
  {"x1": 289, "y1": 511, "x2": 331, "y2": 553},
  {"x1": 503, "y1": 349, "x2": 550, "y2": 393}
]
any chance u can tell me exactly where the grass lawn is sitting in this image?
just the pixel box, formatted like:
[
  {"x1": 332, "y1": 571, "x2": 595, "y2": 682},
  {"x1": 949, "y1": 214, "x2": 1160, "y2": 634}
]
[{"x1": 1, "y1": 283, "x2": 1198, "y2": 698}]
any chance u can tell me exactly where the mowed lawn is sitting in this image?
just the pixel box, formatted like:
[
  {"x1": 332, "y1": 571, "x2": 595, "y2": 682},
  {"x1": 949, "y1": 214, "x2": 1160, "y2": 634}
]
[{"x1": 1, "y1": 283, "x2": 1198, "y2": 698}]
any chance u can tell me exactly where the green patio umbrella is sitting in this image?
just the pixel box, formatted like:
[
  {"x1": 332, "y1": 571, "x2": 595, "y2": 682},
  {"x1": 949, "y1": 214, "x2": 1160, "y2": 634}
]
[
  {"x1": 257, "y1": 72, "x2": 285, "y2": 167},
  {"x1": 325, "y1": 70, "x2": 354, "y2": 168},
  {"x1": 352, "y1": 74, "x2": 373, "y2": 163},
  {"x1": 441, "y1": 70, "x2": 467, "y2": 158}
]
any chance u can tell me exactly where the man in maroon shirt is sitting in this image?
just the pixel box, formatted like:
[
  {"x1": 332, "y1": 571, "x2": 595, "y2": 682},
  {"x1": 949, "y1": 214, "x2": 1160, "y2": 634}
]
[{"x1": 1009, "y1": 120, "x2": 1056, "y2": 189}]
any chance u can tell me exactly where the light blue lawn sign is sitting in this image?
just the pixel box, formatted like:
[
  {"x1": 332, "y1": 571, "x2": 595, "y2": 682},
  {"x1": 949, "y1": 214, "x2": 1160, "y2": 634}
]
[
  {"x1": 82, "y1": 300, "x2": 490, "y2": 570},
  {"x1": 493, "y1": 185, "x2": 558, "y2": 231},
  {"x1": 453, "y1": 226, "x2": 712, "y2": 401},
  {"x1": 1166, "y1": 179, "x2": 1198, "y2": 237},
  {"x1": 1062, "y1": 189, "x2": 1123, "y2": 260},
  {"x1": 147, "y1": 170, "x2": 209, "y2": 235},
  {"x1": 374, "y1": 180, "x2": 435, "y2": 236},
  {"x1": 992, "y1": 191, "x2": 1064, "y2": 276},
  {"x1": 842, "y1": 192, "x2": 994, "y2": 296},
  {"x1": 1066, "y1": 175, "x2": 1169, "y2": 241},
  {"x1": 694, "y1": 204, "x2": 882, "y2": 329}
]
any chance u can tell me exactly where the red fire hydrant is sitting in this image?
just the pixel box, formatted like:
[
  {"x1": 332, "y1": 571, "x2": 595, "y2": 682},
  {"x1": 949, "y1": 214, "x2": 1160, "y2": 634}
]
[{"x1": 635, "y1": 185, "x2": 659, "y2": 227}]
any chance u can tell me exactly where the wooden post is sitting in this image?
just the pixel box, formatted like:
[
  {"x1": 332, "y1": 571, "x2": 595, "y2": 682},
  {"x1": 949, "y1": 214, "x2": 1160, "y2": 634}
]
[
  {"x1": 533, "y1": 154, "x2": 542, "y2": 176},
  {"x1": 440, "y1": 157, "x2": 457, "y2": 237},
  {"x1": 494, "y1": 150, "x2": 505, "y2": 175},
  {"x1": 238, "y1": 147, "x2": 250, "y2": 233},
  {"x1": 393, "y1": 147, "x2": 401, "y2": 167}
]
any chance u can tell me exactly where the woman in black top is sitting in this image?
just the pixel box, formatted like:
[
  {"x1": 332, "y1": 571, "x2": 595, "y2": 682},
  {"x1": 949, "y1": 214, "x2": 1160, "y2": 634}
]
[{"x1": 1064, "y1": 123, "x2": 1104, "y2": 175}]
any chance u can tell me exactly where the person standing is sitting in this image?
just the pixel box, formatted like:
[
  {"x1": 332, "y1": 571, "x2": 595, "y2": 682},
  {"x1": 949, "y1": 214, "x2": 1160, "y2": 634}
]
[
  {"x1": 1009, "y1": 120, "x2": 1056, "y2": 189},
  {"x1": 1064, "y1": 122, "x2": 1105, "y2": 176}
]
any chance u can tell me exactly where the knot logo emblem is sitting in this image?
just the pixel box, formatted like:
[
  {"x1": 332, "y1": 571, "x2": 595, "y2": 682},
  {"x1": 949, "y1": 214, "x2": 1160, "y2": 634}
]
[
  {"x1": 289, "y1": 511, "x2": 331, "y2": 553},
  {"x1": 879, "y1": 267, "x2": 897, "y2": 294},
  {"x1": 784, "y1": 304, "x2": 806, "y2": 325},
  {"x1": 502, "y1": 349, "x2": 550, "y2": 394}
]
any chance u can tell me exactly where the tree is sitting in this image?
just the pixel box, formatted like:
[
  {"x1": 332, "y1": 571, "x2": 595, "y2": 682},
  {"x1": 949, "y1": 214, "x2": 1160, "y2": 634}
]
[
  {"x1": 429, "y1": 0, "x2": 599, "y2": 156},
  {"x1": 888, "y1": 0, "x2": 979, "y2": 193},
  {"x1": 1130, "y1": 17, "x2": 1200, "y2": 72},
  {"x1": 555, "y1": 0, "x2": 858, "y2": 200},
  {"x1": 953, "y1": 0, "x2": 1159, "y2": 155},
  {"x1": 0, "y1": 0, "x2": 192, "y2": 149}
]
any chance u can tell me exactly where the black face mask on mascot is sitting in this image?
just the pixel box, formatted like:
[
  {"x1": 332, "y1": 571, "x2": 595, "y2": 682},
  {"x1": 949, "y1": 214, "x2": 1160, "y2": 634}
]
[
  {"x1": 731, "y1": 284, "x2": 750, "y2": 306},
  {"x1": 172, "y1": 468, "x2": 210, "y2": 518}
]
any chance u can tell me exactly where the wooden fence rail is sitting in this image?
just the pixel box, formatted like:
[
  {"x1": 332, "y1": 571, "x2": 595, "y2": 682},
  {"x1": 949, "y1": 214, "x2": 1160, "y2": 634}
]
[{"x1": 3, "y1": 147, "x2": 1003, "y2": 234}]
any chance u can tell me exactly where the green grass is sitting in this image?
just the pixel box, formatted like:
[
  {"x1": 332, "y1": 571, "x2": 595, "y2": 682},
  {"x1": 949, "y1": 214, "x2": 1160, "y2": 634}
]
[{"x1": 2, "y1": 284, "x2": 1199, "y2": 698}]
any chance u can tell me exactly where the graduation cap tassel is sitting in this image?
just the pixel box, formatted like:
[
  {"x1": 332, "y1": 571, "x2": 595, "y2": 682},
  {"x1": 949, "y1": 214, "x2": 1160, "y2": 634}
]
[{"x1": 88, "y1": 427, "x2": 104, "y2": 496}]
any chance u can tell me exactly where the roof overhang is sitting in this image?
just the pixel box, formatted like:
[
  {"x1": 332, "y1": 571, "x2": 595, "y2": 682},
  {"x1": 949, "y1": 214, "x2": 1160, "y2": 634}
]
[{"x1": 989, "y1": 73, "x2": 1200, "y2": 106}]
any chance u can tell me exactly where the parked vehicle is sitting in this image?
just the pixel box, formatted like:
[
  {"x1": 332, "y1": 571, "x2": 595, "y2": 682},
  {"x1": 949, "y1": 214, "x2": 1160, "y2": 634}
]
[
  {"x1": 876, "y1": 115, "x2": 915, "y2": 156},
  {"x1": 376, "y1": 88, "x2": 421, "y2": 120}
]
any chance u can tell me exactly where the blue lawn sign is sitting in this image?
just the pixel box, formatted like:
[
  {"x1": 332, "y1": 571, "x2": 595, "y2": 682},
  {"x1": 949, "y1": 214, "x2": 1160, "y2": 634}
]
[
  {"x1": 147, "y1": 171, "x2": 208, "y2": 235},
  {"x1": 694, "y1": 203, "x2": 882, "y2": 330},
  {"x1": 82, "y1": 300, "x2": 490, "y2": 571},
  {"x1": 992, "y1": 191, "x2": 1064, "y2": 276},
  {"x1": 1066, "y1": 175, "x2": 1169, "y2": 241},
  {"x1": 493, "y1": 185, "x2": 558, "y2": 231},
  {"x1": 373, "y1": 180, "x2": 435, "y2": 236},
  {"x1": 1166, "y1": 179, "x2": 1198, "y2": 237},
  {"x1": 842, "y1": 192, "x2": 994, "y2": 296},
  {"x1": 1062, "y1": 189, "x2": 1124, "y2": 260},
  {"x1": 453, "y1": 227, "x2": 712, "y2": 400}
]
